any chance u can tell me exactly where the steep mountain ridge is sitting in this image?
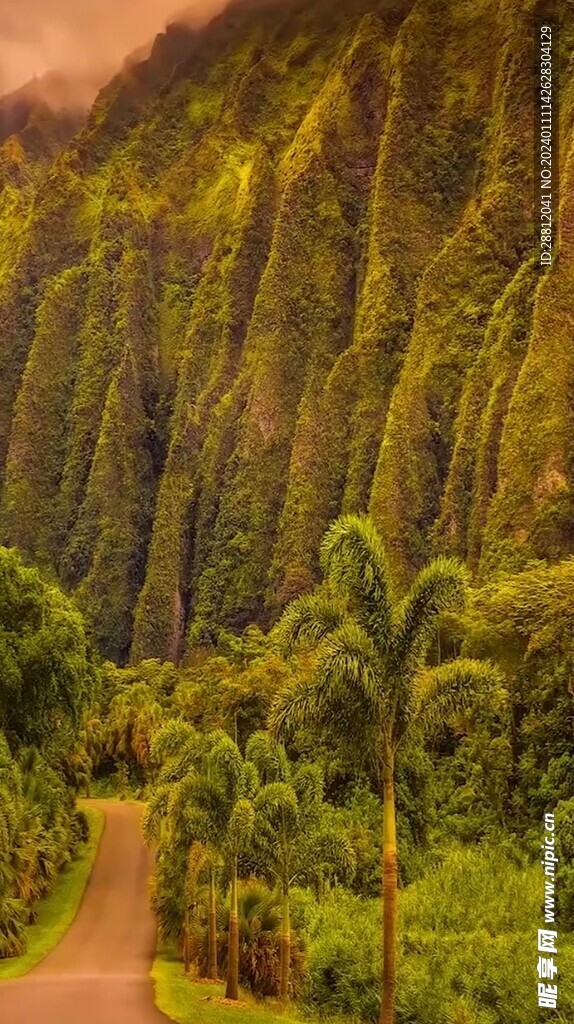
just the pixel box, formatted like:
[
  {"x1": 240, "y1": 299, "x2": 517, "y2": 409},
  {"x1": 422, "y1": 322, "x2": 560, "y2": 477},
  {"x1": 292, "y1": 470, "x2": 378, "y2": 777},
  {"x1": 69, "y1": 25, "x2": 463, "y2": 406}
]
[
  {"x1": 0, "y1": 74, "x2": 85, "y2": 163},
  {"x1": 0, "y1": 0, "x2": 572, "y2": 662}
]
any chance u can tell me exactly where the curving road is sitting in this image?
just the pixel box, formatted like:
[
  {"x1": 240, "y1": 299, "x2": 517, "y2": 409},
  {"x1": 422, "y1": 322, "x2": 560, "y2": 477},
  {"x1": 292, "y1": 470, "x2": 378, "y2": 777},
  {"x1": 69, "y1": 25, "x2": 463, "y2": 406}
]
[{"x1": 0, "y1": 801, "x2": 170, "y2": 1024}]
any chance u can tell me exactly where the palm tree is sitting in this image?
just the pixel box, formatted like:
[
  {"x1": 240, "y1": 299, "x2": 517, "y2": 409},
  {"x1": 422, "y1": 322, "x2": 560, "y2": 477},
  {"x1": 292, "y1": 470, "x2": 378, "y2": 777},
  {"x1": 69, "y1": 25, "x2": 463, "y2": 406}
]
[
  {"x1": 144, "y1": 723, "x2": 257, "y2": 997},
  {"x1": 247, "y1": 732, "x2": 355, "y2": 1001},
  {"x1": 269, "y1": 514, "x2": 504, "y2": 1024},
  {"x1": 208, "y1": 735, "x2": 257, "y2": 1000},
  {"x1": 182, "y1": 842, "x2": 210, "y2": 974},
  {"x1": 144, "y1": 722, "x2": 223, "y2": 979}
]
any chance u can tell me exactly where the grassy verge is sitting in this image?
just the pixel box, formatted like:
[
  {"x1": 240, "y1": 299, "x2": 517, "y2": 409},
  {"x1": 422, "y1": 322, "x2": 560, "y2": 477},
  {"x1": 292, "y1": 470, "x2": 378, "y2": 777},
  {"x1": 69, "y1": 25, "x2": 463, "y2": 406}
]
[
  {"x1": 0, "y1": 805, "x2": 105, "y2": 980},
  {"x1": 153, "y1": 946, "x2": 303, "y2": 1024}
]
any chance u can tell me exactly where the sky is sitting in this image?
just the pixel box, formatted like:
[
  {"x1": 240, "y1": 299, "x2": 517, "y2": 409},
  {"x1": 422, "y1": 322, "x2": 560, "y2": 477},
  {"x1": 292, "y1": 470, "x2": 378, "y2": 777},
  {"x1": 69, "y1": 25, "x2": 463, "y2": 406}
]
[{"x1": 0, "y1": 0, "x2": 229, "y2": 102}]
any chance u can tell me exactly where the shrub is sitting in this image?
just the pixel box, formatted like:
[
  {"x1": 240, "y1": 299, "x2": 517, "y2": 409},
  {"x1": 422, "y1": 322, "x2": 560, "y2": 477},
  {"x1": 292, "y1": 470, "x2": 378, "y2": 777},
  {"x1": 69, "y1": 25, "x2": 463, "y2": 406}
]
[
  {"x1": 71, "y1": 808, "x2": 90, "y2": 847},
  {"x1": 300, "y1": 889, "x2": 381, "y2": 1021},
  {"x1": 297, "y1": 847, "x2": 574, "y2": 1024},
  {"x1": 0, "y1": 735, "x2": 84, "y2": 957},
  {"x1": 200, "y1": 880, "x2": 306, "y2": 997},
  {"x1": 555, "y1": 797, "x2": 574, "y2": 930}
]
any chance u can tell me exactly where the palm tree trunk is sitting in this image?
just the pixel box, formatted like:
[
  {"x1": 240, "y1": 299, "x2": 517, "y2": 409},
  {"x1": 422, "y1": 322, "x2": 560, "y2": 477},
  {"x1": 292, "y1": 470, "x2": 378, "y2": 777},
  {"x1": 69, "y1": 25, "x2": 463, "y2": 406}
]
[
  {"x1": 225, "y1": 858, "x2": 239, "y2": 1000},
  {"x1": 207, "y1": 868, "x2": 218, "y2": 980},
  {"x1": 379, "y1": 753, "x2": 397, "y2": 1024},
  {"x1": 183, "y1": 906, "x2": 191, "y2": 974},
  {"x1": 279, "y1": 888, "x2": 290, "y2": 1001}
]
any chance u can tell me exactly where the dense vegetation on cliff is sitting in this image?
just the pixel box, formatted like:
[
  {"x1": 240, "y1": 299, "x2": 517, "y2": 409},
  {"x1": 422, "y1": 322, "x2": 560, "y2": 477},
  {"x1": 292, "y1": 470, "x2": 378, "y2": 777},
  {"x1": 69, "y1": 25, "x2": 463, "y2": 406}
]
[
  {"x1": 0, "y1": 0, "x2": 572, "y2": 665},
  {"x1": 1, "y1": 1, "x2": 574, "y2": 1022}
]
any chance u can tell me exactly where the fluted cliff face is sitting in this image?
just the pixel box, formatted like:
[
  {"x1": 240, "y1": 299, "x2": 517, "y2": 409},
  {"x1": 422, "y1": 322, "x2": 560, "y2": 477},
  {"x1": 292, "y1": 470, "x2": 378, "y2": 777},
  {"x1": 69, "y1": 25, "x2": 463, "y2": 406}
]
[{"x1": 0, "y1": 0, "x2": 572, "y2": 662}]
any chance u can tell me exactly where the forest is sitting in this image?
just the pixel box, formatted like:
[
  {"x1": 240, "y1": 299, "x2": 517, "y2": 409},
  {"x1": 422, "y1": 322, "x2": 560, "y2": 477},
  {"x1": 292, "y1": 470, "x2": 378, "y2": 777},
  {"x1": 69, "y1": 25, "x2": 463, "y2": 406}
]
[{"x1": 0, "y1": 0, "x2": 573, "y2": 1023}]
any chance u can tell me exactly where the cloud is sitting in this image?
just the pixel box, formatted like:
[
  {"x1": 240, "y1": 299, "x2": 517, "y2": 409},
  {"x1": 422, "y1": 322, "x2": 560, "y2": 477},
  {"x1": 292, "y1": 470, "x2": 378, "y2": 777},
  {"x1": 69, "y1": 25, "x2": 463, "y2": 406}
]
[{"x1": 0, "y1": 0, "x2": 229, "y2": 103}]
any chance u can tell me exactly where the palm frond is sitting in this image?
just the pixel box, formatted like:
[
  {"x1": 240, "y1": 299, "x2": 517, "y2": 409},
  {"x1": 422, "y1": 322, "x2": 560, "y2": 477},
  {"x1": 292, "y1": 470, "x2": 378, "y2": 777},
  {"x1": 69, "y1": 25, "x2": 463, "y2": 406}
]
[
  {"x1": 208, "y1": 734, "x2": 243, "y2": 788},
  {"x1": 237, "y1": 760, "x2": 260, "y2": 801},
  {"x1": 316, "y1": 620, "x2": 385, "y2": 719},
  {"x1": 292, "y1": 761, "x2": 324, "y2": 809},
  {"x1": 255, "y1": 782, "x2": 299, "y2": 822},
  {"x1": 245, "y1": 732, "x2": 289, "y2": 784},
  {"x1": 411, "y1": 658, "x2": 506, "y2": 738},
  {"x1": 185, "y1": 840, "x2": 211, "y2": 894},
  {"x1": 270, "y1": 621, "x2": 386, "y2": 753},
  {"x1": 205, "y1": 728, "x2": 234, "y2": 750},
  {"x1": 178, "y1": 805, "x2": 214, "y2": 847},
  {"x1": 227, "y1": 798, "x2": 256, "y2": 856},
  {"x1": 168, "y1": 772, "x2": 209, "y2": 827},
  {"x1": 268, "y1": 676, "x2": 327, "y2": 740},
  {"x1": 319, "y1": 515, "x2": 393, "y2": 648},
  {"x1": 307, "y1": 826, "x2": 357, "y2": 879},
  {"x1": 149, "y1": 719, "x2": 199, "y2": 767},
  {"x1": 394, "y1": 556, "x2": 469, "y2": 667},
  {"x1": 270, "y1": 592, "x2": 346, "y2": 655},
  {"x1": 142, "y1": 784, "x2": 171, "y2": 844}
]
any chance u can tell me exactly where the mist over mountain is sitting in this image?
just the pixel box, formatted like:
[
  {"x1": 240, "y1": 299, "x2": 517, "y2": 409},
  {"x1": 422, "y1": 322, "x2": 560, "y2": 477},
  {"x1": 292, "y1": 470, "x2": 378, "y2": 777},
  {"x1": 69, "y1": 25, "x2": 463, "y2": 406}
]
[
  {"x1": 0, "y1": 0, "x2": 572, "y2": 665},
  {"x1": 0, "y1": 73, "x2": 86, "y2": 142},
  {"x1": 0, "y1": 0, "x2": 231, "y2": 105}
]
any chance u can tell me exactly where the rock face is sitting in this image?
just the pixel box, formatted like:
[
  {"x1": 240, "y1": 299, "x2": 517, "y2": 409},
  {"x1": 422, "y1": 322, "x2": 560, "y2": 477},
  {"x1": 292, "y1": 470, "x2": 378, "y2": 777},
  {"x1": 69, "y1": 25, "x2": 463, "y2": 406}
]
[{"x1": 0, "y1": 0, "x2": 572, "y2": 664}]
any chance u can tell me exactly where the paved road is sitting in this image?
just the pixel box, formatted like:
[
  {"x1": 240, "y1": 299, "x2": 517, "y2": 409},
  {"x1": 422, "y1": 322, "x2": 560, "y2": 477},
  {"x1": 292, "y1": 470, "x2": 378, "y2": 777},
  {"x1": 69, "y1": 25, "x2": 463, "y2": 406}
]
[{"x1": 0, "y1": 801, "x2": 170, "y2": 1024}]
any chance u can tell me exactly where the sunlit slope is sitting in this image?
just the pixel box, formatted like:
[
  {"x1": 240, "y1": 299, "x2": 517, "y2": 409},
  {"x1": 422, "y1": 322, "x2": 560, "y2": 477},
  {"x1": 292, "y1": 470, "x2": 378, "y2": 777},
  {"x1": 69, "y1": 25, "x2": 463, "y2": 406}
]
[{"x1": 0, "y1": 0, "x2": 572, "y2": 663}]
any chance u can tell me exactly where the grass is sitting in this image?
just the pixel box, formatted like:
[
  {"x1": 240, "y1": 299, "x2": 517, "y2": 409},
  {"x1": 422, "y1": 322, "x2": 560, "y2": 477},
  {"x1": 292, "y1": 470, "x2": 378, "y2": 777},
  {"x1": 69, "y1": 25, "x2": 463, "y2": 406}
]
[
  {"x1": 152, "y1": 945, "x2": 304, "y2": 1024},
  {"x1": 0, "y1": 805, "x2": 105, "y2": 980}
]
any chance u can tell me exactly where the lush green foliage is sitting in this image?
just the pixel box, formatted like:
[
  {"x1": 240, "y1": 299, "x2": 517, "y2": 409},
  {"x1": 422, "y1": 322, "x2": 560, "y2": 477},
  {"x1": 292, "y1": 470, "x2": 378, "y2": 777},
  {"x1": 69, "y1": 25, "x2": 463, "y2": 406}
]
[
  {"x1": 209, "y1": 881, "x2": 306, "y2": 998},
  {"x1": 1, "y1": 0, "x2": 572, "y2": 660},
  {"x1": 0, "y1": 547, "x2": 92, "y2": 746},
  {"x1": 1, "y1": 2, "x2": 574, "y2": 1022},
  {"x1": 271, "y1": 515, "x2": 505, "y2": 1023},
  {"x1": 144, "y1": 716, "x2": 354, "y2": 999},
  {"x1": 0, "y1": 550, "x2": 94, "y2": 959},
  {"x1": 0, "y1": 738, "x2": 89, "y2": 958},
  {"x1": 295, "y1": 846, "x2": 574, "y2": 1024},
  {"x1": 0, "y1": 805, "x2": 103, "y2": 978},
  {"x1": 73, "y1": 514, "x2": 569, "y2": 1023}
]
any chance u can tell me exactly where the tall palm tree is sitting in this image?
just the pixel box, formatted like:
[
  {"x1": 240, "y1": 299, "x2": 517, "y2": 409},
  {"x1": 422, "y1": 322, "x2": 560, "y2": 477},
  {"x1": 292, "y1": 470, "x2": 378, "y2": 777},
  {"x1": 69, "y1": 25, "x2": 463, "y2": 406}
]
[
  {"x1": 144, "y1": 723, "x2": 257, "y2": 997},
  {"x1": 208, "y1": 734, "x2": 257, "y2": 1000},
  {"x1": 224, "y1": 795, "x2": 255, "y2": 999},
  {"x1": 144, "y1": 722, "x2": 223, "y2": 979},
  {"x1": 182, "y1": 842, "x2": 210, "y2": 975},
  {"x1": 247, "y1": 732, "x2": 355, "y2": 1001},
  {"x1": 269, "y1": 514, "x2": 504, "y2": 1024}
]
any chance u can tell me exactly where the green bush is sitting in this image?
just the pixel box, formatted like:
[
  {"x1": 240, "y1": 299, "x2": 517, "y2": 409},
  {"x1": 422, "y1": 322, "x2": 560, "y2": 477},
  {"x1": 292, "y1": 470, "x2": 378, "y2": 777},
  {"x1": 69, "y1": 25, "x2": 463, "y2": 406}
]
[
  {"x1": 72, "y1": 809, "x2": 90, "y2": 847},
  {"x1": 296, "y1": 846, "x2": 574, "y2": 1024},
  {"x1": 555, "y1": 798, "x2": 574, "y2": 931},
  {"x1": 299, "y1": 889, "x2": 381, "y2": 1021},
  {"x1": 212, "y1": 880, "x2": 306, "y2": 998},
  {"x1": 0, "y1": 735, "x2": 86, "y2": 958}
]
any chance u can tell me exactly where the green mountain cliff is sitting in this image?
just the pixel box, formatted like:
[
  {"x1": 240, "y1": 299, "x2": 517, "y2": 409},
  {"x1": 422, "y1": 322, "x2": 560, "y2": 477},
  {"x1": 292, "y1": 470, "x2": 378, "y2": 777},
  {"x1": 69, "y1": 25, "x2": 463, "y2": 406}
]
[{"x1": 0, "y1": 0, "x2": 572, "y2": 663}]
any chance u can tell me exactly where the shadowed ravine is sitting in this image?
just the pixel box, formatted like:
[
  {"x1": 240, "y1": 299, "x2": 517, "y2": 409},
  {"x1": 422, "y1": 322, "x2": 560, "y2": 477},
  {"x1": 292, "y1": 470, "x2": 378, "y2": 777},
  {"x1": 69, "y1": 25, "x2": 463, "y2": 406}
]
[{"x1": 0, "y1": 801, "x2": 169, "y2": 1024}]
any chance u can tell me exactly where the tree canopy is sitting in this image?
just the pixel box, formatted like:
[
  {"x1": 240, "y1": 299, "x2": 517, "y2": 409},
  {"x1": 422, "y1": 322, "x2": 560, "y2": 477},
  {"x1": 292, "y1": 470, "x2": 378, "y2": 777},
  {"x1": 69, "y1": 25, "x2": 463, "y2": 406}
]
[{"x1": 0, "y1": 547, "x2": 93, "y2": 748}]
